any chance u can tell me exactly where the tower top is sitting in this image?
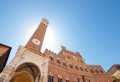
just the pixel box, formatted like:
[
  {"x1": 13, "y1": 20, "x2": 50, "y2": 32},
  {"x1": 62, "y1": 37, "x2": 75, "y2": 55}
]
[{"x1": 41, "y1": 18, "x2": 49, "y2": 25}]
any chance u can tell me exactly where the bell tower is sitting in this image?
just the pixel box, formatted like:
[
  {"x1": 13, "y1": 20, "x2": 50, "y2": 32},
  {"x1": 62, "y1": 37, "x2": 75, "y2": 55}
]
[{"x1": 25, "y1": 18, "x2": 49, "y2": 54}]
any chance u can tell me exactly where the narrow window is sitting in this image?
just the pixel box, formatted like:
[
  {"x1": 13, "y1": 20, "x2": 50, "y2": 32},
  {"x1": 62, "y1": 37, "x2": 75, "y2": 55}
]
[
  {"x1": 78, "y1": 78, "x2": 80, "y2": 82},
  {"x1": 58, "y1": 78, "x2": 62, "y2": 82},
  {"x1": 48, "y1": 75, "x2": 54, "y2": 82}
]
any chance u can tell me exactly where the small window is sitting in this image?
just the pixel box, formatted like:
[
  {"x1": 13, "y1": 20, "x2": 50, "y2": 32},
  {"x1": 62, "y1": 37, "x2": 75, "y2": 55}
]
[
  {"x1": 80, "y1": 67, "x2": 84, "y2": 71},
  {"x1": 75, "y1": 66, "x2": 79, "y2": 70},
  {"x1": 48, "y1": 75, "x2": 54, "y2": 82},
  {"x1": 69, "y1": 64, "x2": 73, "y2": 68},
  {"x1": 58, "y1": 78, "x2": 62, "y2": 82},
  {"x1": 57, "y1": 60, "x2": 61, "y2": 64}
]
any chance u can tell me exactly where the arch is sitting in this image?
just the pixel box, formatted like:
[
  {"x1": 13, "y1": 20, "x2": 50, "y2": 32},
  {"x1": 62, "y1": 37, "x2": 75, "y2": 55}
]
[
  {"x1": 10, "y1": 62, "x2": 40, "y2": 82},
  {"x1": 10, "y1": 71, "x2": 34, "y2": 82},
  {"x1": 74, "y1": 78, "x2": 77, "y2": 81},
  {"x1": 58, "y1": 74, "x2": 62, "y2": 78},
  {"x1": 66, "y1": 77, "x2": 69, "y2": 80},
  {"x1": 49, "y1": 72, "x2": 54, "y2": 76}
]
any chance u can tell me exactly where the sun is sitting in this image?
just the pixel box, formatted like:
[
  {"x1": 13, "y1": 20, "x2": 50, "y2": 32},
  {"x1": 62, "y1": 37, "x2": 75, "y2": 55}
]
[{"x1": 41, "y1": 24, "x2": 57, "y2": 52}]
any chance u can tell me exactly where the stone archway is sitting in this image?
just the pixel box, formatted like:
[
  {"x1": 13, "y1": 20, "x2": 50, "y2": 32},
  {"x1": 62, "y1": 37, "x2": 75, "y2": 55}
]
[
  {"x1": 10, "y1": 71, "x2": 34, "y2": 82},
  {"x1": 10, "y1": 63, "x2": 40, "y2": 82}
]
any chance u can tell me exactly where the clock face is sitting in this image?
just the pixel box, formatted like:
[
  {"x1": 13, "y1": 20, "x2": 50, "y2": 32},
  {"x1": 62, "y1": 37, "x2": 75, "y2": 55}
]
[{"x1": 32, "y1": 39, "x2": 41, "y2": 45}]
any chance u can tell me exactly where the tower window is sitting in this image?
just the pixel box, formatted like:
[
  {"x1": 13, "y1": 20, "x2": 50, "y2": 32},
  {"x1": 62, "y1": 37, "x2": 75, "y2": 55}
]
[{"x1": 48, "y1": 75, "x2": 54, "y2": 82}]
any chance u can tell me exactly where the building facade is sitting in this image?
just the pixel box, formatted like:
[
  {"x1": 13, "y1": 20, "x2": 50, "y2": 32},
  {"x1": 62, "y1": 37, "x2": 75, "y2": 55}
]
[
  {"x1": 0, "y1": 44, "x2": 11, "y2": 73},
  {"x1": 0, "y1": 18, "x2": 112, "y2": 82},
  {"x1": 107, "y1": 64, "x2": 120, "y2": 82}
]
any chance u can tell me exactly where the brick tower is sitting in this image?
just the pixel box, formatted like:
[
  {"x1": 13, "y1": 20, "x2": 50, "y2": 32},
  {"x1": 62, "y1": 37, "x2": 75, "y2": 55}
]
[{"x1": 25, "y1": 18, "x2": 49, "y2": 54}]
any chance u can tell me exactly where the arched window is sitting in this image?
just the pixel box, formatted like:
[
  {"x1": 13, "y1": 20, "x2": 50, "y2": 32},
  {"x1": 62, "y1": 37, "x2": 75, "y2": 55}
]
[
  {"x1": 58, "y1": 75, "x2": 62, "y2": 82},
  {"x1": 66, "y1": 77, "x2": 70, "y2": 82},
  {"x1": 58, "y1": 78, "x2": 62, "y2": 82},
  {"x1": 48, "y1": 75, "x2": 54, "y2": 82},
  {"x1": 48, "y1": 72, "x2": 54, "y2": 82}
]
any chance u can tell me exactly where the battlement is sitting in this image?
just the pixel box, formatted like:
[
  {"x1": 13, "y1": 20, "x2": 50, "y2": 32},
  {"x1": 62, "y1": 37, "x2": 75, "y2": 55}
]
[
  {"x1": 87, "y1": 65, "x2": 102, "y2": 67},
  {"x1": 41, "y1": 18, "x2": 49, "y2": 25},
  {"x1": 61, "y1": 46, "x2": 81, "y2": 57},
  {"x1": 44, "y1": 48, "x2": 57, "y2": 56}
]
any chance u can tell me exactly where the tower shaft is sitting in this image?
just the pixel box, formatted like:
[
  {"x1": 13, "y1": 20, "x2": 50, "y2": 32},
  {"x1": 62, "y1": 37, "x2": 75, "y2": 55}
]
[{"x1": 25, "y1": 18, "x2": 49, "y2": 54}]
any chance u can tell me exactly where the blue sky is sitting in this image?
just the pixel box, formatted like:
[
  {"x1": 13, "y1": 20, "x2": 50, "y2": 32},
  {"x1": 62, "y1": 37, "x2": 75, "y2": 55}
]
[{"x1": 0, "y1": 0, "x2": 120, "y2": 71}]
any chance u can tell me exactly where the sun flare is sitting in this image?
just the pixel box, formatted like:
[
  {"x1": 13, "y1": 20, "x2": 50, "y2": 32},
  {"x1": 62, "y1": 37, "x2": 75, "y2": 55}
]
[{"x1": 41, "y1": 24, "x2": 57, "y2": 52}]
